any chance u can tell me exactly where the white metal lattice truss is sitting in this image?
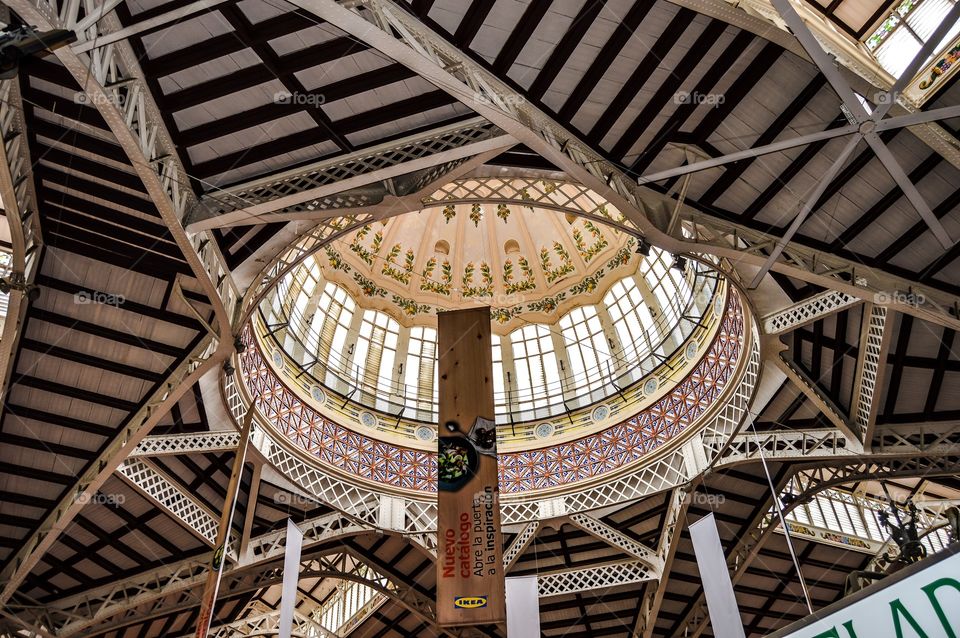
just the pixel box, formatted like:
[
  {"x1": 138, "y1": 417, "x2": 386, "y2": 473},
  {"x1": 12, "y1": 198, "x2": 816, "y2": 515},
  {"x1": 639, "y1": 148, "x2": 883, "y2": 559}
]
[
  {"x1": 0, "y1": 75, "x2": 42, "y2": 405},
  {"x1": 129, "y1": 431, "x2": 241, "y2": 457},
  {"x1": 0, "y1": 335, "x2": 218, "y2": 606},
  {"x1": 635, "y1": 487, "x2": 690, "y2": 638},
  {"x1": 116, "y1": 459, "x2": 220, "y2": 545},
  {"x1": 186, "y1": 118, "x2": 514, "y2": 230},
  {"x1": 567, "y1": 513, "x2": 663, "y2": 574},
  {"x1": 774, "y1": 355, "x2": 862, "y2": 449},
  {"x1": 762, "y1": 289, "x2": 862, "y2": 335},
  {"x1": 537, "y1": 560, "x2": 658, "y2": 598},
  {"x1": 852, "y1": 304, "x2": 891, "y2": 446},
  {"x1": 244, "y1": 0, "x2": 960, "y2": 332},
  {"x1": 48, "y1": 510, "x2": 363, "y2": 637},
  {"x1": 0, "y1": 0, "x2": 243, "y2": 605},
  {"x1": 503, "y1": 522, "x2": 540, "y2": 571},
  {"x1": 674, "y1": 455, "x2": 960, "y2": 637}
]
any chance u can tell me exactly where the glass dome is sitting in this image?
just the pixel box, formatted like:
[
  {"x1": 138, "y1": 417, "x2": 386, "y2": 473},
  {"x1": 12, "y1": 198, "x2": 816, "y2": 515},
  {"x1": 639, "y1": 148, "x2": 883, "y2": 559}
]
[
  {"x1": 234, "y1": 178, "x2": 757, "y2": 498},
  {"x1": 257, "y1": 205, "x2": 718, "y2": 423}
]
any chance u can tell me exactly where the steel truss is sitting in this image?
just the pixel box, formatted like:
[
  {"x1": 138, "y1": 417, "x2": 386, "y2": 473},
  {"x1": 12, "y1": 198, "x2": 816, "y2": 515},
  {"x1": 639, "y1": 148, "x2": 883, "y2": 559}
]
[
  {"x1": 185, "y1": 118, "x2": 515, "y2": 231},
  {"x1": 0, "y1": 73, "x2": 42, "y2": 404},
  {"x1": 852, "y1": 304, "x2": 892, "y2": 446},
  {"x1": 238, "y1": 0, "x2": 960, "y2": 332},
  {"x1": 774, "y1": 356, "x2": 862, "y2": 448},
  {"x1": 116, "y1": 458, "x2": 220, "y2": 546},
  {"x1": 130, "y1": 431, "x2": 241, "y2": 457},
  {"x1": 762, "y1": 290, "x2": 862, "y2": 335},
  {"x1": 0, "y1": 0, "x2": 243, "y2": 605},
  {"x1": 673, "y1": 455, "x2": 960, "y2": 637}
]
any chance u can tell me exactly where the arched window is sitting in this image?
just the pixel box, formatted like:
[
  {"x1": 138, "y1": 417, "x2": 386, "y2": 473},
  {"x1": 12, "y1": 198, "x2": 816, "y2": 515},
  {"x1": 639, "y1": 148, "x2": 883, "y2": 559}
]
[
  {"x1": 559, "y1": 306, "x2": 611, "y2": 394},
  {"x1": 640, "y1": 247, "x2": 690, "y2": 345},
  {"x1": 310, "y1": 282, "x2": 355, "y2": 381},
  {"x1": 604, "y1": 277, "x2": 659, "y2": 364},
  {"x1": 354, "y1": 310, "x2": 400, "y2": 406},
  {"x1": 404, "y1": 326, "x2": 438, "y2": 417},
  {"x1": 508, "y1": 324, "x2": 561, "y2": 414}
]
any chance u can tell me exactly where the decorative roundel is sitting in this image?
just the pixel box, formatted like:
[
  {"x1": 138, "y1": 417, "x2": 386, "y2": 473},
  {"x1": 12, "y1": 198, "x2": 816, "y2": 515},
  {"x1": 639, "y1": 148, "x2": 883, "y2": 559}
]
[
  {"x1": 643, "y1": 377, "x2": 659, "y2": 396},
  {"x1": 685, "y1": 341, "x2": 699, "y2": 361},
  {"x1": 415, "y1": 425, "x2": 435, "y2": 442},
  {"x1": 310, "y1": 385, "x2": 326, "y2": 404},
  {"x1": 271, "y1": 349, "x2": 284, "y2": 367},
  {"x1": 534, "y1": 422, "x2": 556, "y2": 439},
  {"x1": 591, "y1": 405, "x2": 610, "y2": 422},
  {"x1": 359, "y1": 411, "x2": 378, "y2": 428}
]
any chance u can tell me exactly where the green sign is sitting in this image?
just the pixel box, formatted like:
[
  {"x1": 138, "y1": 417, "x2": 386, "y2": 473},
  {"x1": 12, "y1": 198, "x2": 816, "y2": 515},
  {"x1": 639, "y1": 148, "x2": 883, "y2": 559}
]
[{"x1": 776, "y1": 550, "x2": 959, "y2": 638}]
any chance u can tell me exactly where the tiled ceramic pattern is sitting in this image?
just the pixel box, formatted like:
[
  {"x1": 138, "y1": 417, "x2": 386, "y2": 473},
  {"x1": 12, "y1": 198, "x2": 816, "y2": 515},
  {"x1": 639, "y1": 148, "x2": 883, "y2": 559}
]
[{"x1": 240, "y1": 289, "x2": 744, "y2": 493}]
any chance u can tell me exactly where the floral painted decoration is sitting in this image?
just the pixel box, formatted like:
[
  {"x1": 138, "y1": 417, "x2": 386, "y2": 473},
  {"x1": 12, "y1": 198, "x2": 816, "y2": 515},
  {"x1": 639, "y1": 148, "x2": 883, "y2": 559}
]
[
  {"x1": 392, "y1": 294, "x2": 432, "y2": 316},
  {"x1": 470, "y1": 203, "x2": 483, "y2": 227},
  {"x1": 442, "y1": 204, "x2": 456, "y2": 223},
  {"x1": 496, "y1": 203, "x2": 511, "y2": 222},
  {"x1": 353, "y1": 273, "x2": 387, "y2": 298}
]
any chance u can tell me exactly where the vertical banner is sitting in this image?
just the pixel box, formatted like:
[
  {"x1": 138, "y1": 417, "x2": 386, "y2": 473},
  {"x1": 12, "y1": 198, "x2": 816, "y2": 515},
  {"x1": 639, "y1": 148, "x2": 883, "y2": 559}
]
[
  {"x1": 506, "y1": 576, "x2": 540, "y2": 636},
  {"x1": 690, "y1": 513, "x2": 746, "y2": 638},
  {"x1": 278, "y1": 518, "x2": 304, "y2": 638},
  {"x1": 437, "y1": 307, "x2": 506, "y2": 627},
  {"x1": 194, "y1": 407, "x2": 254, "y2": 638}
]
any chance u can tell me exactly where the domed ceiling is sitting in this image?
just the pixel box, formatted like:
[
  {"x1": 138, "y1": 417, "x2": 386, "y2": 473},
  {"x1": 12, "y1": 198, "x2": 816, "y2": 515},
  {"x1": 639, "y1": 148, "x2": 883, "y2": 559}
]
[{"x1": 318, "y1": 198, "x2": 636, "y2": 330}]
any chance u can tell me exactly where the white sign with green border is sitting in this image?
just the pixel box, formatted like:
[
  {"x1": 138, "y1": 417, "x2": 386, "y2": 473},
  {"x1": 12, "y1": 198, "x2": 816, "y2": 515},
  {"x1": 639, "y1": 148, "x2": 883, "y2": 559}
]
[{"x1": 774, "y1": 548, "x2": 959, "y2": 638}]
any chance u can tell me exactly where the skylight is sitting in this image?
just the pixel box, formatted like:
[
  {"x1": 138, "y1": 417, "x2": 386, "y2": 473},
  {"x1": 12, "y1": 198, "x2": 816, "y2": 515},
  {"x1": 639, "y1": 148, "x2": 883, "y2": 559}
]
[{"x1": 867, "y1": 0, "x2": 960, "y2": 77}]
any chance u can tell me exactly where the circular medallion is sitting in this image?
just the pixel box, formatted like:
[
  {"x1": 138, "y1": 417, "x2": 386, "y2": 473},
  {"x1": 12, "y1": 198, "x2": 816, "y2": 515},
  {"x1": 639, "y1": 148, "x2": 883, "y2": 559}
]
[
  {"x1": 534, "y1": 422, "x2": 556, "y2": 439},
  {"x1": 591, "y1": 405, "x2": 610, "y2": 422},
  {"x1": 685, "y1": 341, "x2": 699, "y2": 361},
  {"x1": 271, "y1": 349, "x2": 284, "y2": 367},
  {"x1": 359, "y1": 411, "x2": 378, "y2": 428},
  {"x1": 643, "y1": 378, "x2": 659, "y2": 396},
  {"x1": 415, "y1": 425, "x2": 435, "y2": 442},
  {"x1": 310, "y1": 385, "x2": 327, "y2": 404}
]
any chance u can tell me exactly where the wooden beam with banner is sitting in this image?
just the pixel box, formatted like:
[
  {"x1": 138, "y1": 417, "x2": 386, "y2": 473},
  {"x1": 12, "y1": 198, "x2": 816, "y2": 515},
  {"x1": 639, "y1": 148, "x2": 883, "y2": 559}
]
[{"x1": 436, "y1": 307, "x2": 506, "y2": 629}]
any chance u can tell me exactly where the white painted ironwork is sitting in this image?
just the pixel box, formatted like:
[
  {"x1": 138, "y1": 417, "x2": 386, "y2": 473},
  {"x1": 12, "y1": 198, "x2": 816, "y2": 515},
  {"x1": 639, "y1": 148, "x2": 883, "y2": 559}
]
[
  {"x1": 186, "y1": 119, "x2": 513, "y2": 230},
  {"x1": 537, "y1": 560, "x2": 657, "y2": 597},
  {"x1": 762, "y1": 290, "x2": 861, "y2": 334},
  {"x1": 503, "y1": 522, "x2": 539, "y2": 571},
  {"x1": 568, "y1": 513, "x2": 663, "y2": 573},
  {"x1": 0, "y1": 0, "x2": 241, "y2": 605},
  {"x1": 130, "y1": 431, "x2": 240, "y2": 457},
  {"x1": 675, "y1": 454, "x2": 960, "y2": 637},
  {"x1": 259, "y1": 0, "x2": 960, "y2": 333},
  {"x1": 0, "y1": 75, "x2": 42, "y2": 406},
  {"x1": 775, "y1": 355, "x2": 862, "y2": 448},
  {"x1": 116, "y1": 458, "x2": 219, "y2": 545},
  {"x1": 852, "y1": 304, "x2": 890, "y2": 446},
  {"x1": 0, "y1": 335, "x2": 221, "y2": 606}
]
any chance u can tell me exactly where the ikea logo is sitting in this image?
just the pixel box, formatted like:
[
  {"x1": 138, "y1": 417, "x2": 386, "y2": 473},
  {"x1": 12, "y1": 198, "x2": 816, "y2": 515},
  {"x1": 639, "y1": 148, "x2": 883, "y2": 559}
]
[{"x1": 454, "y1": 596, "x2": 488, "y2": 609}]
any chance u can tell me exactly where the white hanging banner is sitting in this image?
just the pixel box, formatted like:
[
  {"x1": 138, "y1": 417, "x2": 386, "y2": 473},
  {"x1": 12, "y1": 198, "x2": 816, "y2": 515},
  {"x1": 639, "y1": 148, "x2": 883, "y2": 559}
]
[
  {"x1": 506, "y1": 576, "x2": 540, "y2": 636},
  {"x1": 278, "y1": 519, "x2": 304, "y2": 638},
  {"x1": 690, "y1": 513, "x2": 746, "y2": 638}
]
